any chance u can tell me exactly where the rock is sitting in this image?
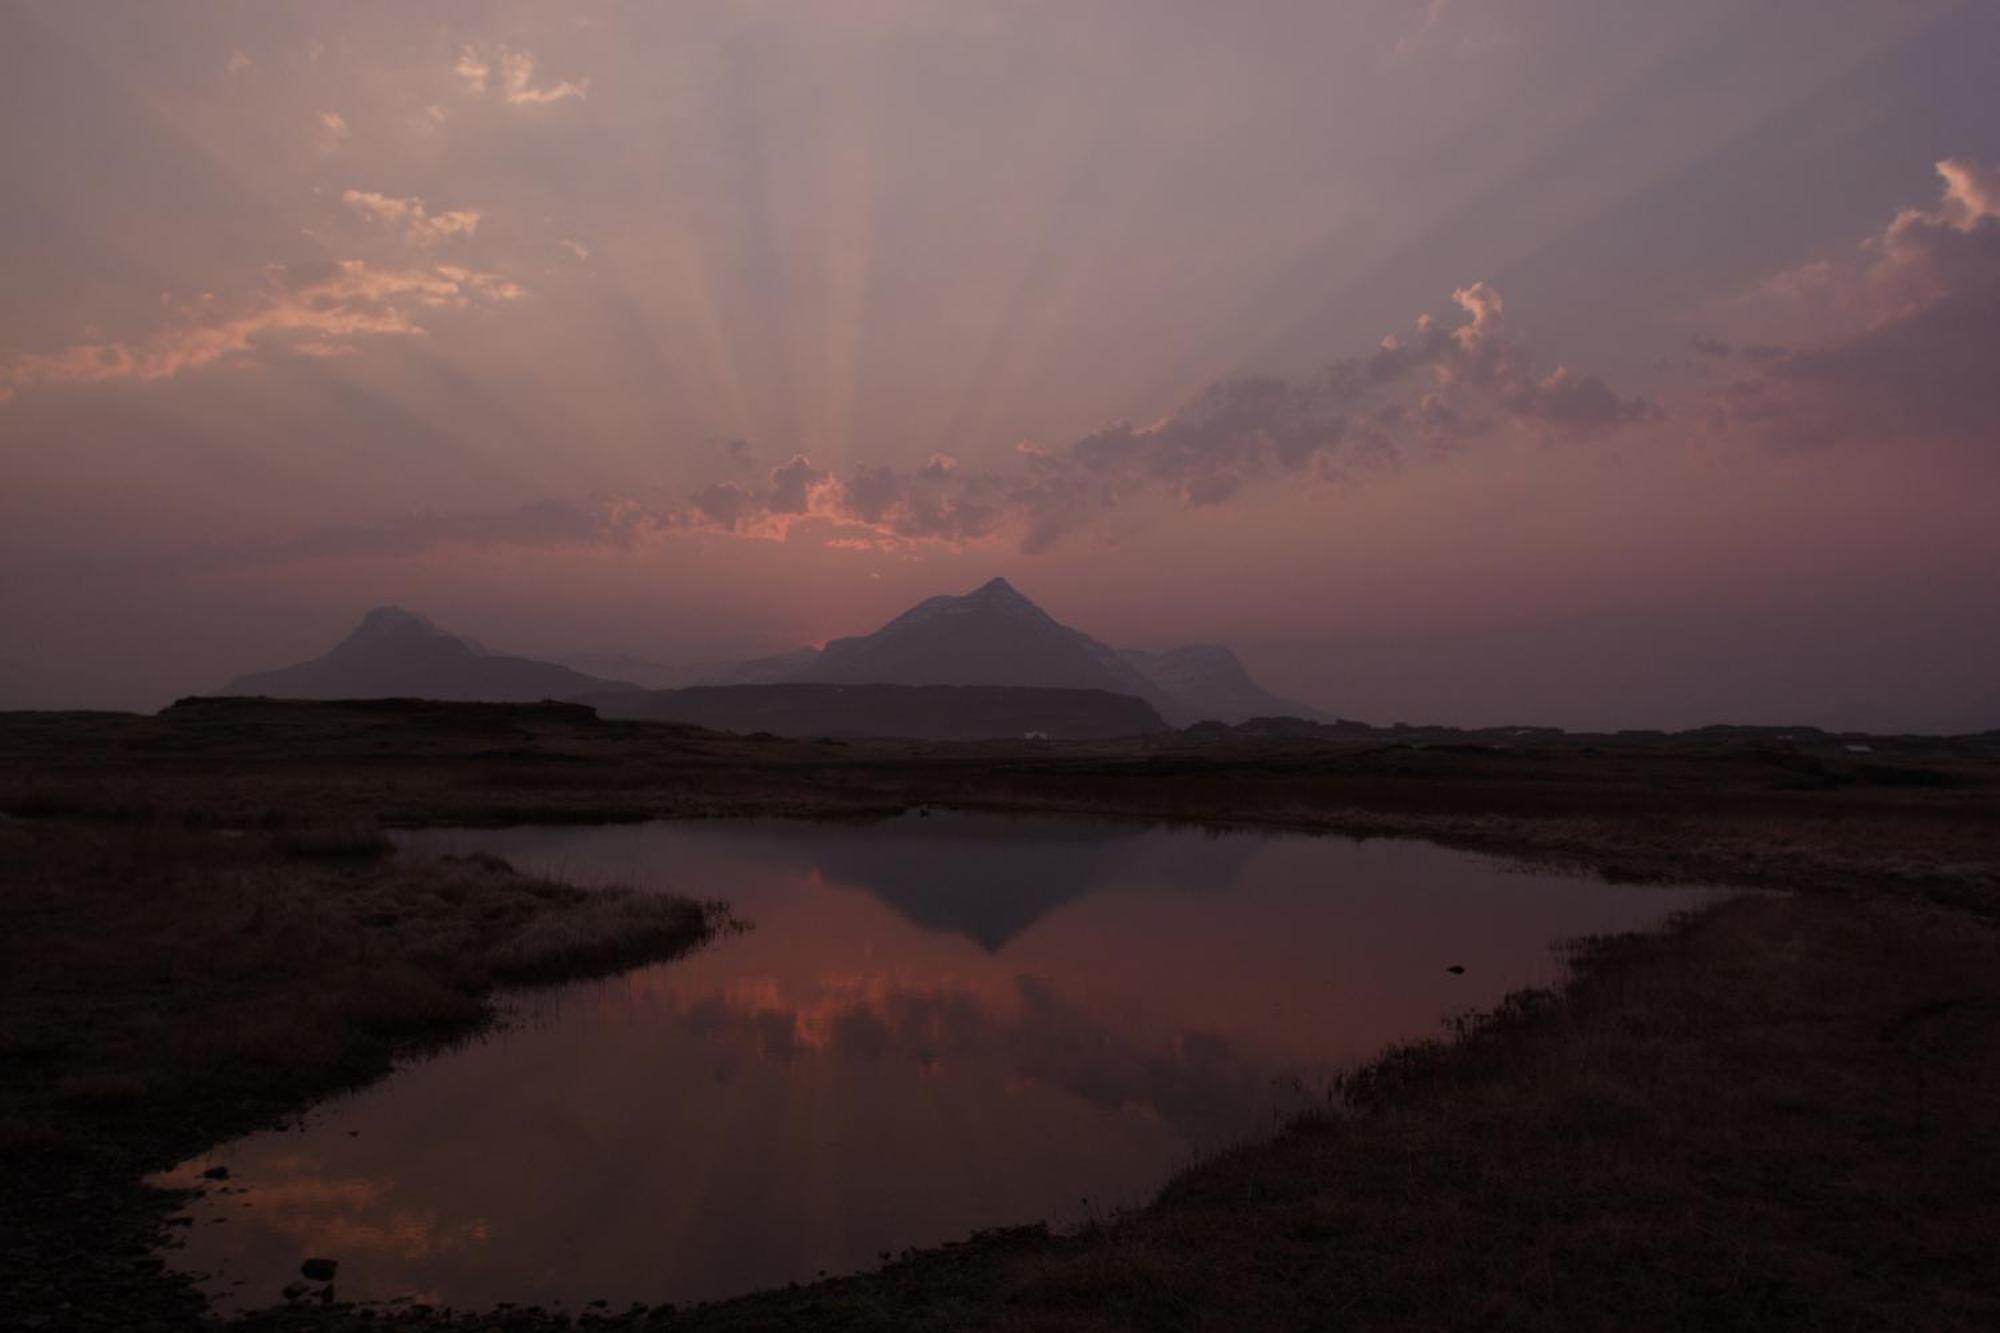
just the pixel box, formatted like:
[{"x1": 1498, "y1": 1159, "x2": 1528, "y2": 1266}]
[
  {"x1": 1446, "y1": 964, "x2": 1465, "y2": 975},
  {"x1": 282, "y1": 1282, "x2": 309, "y2": 1301},
  {"x1": 200, "y1": 1166, "x2": 229, "y2": 1181},
  {"x1": 300, "y1": 1257, "x2": 338, "y2": 1281}
]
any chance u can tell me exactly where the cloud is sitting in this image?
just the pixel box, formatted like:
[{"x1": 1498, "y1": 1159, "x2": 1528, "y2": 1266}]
[
  {"x1": 0, "y1": 261, "x2": 521, "y2": 404},
  {"x1": 342, "y1": 189, "x2": 482, "y2": 246},
  {"x1": 452, "y1": 46, "x2": 490, "y2": 95},
  {"x1": 315, "y1": 111, "x2": 348, "y2": 153},
  {"x1": 683, "y1": 456, "x2": 838, "y2": 540},
  {"x1": 665, "y1": 281, "x2": 1653, "y2": 552},
  {"x1": 139, "y1": 276, "x2": 1649, "y2": 561},
  {"x1": 1704, "y1": 159, "x2": 2000, "y2": 446},
  {"x1": 455, "y1": 44, "x2": 588, "y2": 105}
]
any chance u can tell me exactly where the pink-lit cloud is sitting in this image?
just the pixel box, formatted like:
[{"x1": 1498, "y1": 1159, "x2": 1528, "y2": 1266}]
[
  {"x1": 314, "y1": 110, "x2": 348, "y2": 153},
  {"x1": 164, "y1": 157, "x2": 2000, "y2": 568},
  {"x1": 664, "y1": 282, "x2": 1654, "y2": 553},
  {"x1": 0, "y1": 261, "x2": 521, "y2": 403},
  {"x1": 454, "y1": 44, "x2": 588, "y2": 106},
  {"x1": 179, "y1": 278, "x2": 1658, "y2": 566},
  {"x1": 1704, "y1": 159, "x2": 2000, "y2": 446},
  {"x1": 342, "y1": 190, "x2": 482, "y2": 246}
]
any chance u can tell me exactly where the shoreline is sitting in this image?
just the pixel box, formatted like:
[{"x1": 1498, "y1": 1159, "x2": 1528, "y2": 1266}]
[
  {"x1": 0, "y1": 821, "x2": 723, "y2": 1331},
  {"x1": 4, "y1": 701, "x2": 1996, "y2": 1328}
]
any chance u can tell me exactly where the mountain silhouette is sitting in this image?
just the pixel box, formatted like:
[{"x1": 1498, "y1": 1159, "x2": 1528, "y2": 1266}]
[
  {"x1": 795, "y1": 578, "x2": 1172, "y2": 709},
  {"x1": 221, "y1": 607, "x2": 633, "y2": 702},
  {"x1": 782, "y1": 578, "x2": 1320, "y2": 724},
  {"x1": 223, "y1": 585, "x2": 1325, "y2": 723},
  {"x1": 1120, "y1": 644, "x2": 1327, "y2": 725}
]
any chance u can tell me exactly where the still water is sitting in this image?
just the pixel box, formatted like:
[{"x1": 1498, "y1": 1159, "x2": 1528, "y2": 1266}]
[{"x1": 156, "y1": 813, "x2": 1716, "y2": 1314}]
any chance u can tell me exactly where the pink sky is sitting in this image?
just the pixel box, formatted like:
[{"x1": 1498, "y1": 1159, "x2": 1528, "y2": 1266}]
[{"x1": 2, "y1": 1, "x2": 1996, "y2": 729}]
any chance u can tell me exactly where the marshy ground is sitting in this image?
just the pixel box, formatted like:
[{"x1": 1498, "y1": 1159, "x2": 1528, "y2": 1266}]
[{"x1": 3, "y1": 698, "x2": 1998, "y2": 1329}]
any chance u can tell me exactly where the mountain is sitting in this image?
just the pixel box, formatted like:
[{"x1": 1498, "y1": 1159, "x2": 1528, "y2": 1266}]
[
  {"x1": 795, "y1": 578, "x2": 1174, "y2": 711},
  {"x1": 222, "y1": 607, "x2": 634, "y2": 702},
  {"x1": 559, "y1": 646, "x2": 822, "y2": 691},
  {"x1": 692, "y1": 647, "x2": 824, "y2": 686},
  {"x1": 232, "y1": 583, "x2": 1326, "y2": 721},
  {"x1": 777, "y1": 578, "x2": 1322, "y2": 725},
  {"x1": 576, "y1": 682, "x2": 1167, "y2": 740},
  {"x1": 1120, "y1": 644, "x2": 1329, "y2": 725},
  {"x1": 558, "y1": 651, "x2": 695, "y2": 691}
]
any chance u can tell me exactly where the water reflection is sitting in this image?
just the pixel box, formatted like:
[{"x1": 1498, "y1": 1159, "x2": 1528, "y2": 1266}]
[{"x1": 156, "y1": 813, "x2": 1715, "y2": 1314}]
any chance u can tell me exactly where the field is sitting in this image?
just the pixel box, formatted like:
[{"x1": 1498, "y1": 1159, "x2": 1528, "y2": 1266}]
[{"x1": 3, "y1": 698, "x2": 1997, "y2": 1329}]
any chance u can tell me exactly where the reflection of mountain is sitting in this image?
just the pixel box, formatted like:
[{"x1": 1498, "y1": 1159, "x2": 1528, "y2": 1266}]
[{"x1": 800, "y1": 812, "x2": 1259, "y2": 951}]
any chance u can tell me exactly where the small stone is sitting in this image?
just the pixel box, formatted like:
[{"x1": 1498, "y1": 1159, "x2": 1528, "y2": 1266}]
[
  {"x1": 300, "y1": 1257, "x2": 338, "y2": 1281},
  {"x1": 1445, "y1": 965, "x2": 1465, "y2": 975},
  {"x1": 201, "y1": 1166, "x2": 229, "y2": 1181},
  {"x1": 282, "y1": 1282, "x2": 310, "y2": 1301}
]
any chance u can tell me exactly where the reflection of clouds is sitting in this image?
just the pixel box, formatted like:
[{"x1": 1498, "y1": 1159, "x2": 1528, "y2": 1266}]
[
  {"x1": 649, "y1": 970, "x2": 1282, "y2": 1145},
  {"x1": 161, "y1": 1157, "x2": 492, "y2": 1263}
]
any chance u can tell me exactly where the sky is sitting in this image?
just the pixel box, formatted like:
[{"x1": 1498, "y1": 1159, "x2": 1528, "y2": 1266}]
[{"x1": 2, "y1": 0, "x2": 1997, "y2": 730}]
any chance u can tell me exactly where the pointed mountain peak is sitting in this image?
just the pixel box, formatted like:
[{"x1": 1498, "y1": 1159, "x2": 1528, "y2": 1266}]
[
  {"x1": 334, "y1": 606, "x2": 499, "y2": 657},
  {"x1": 355, "y1": 605, "x2": 436, "y2": 632},
  {"x1": 342, "y1": 606, "x2": 444, "y2": 642},
  {"x1": 968, "y1": 576, "x2": 1025, "y2": 600},
  {"x1": 224, "y1": 606, "x2": 631, "y2": 699}
]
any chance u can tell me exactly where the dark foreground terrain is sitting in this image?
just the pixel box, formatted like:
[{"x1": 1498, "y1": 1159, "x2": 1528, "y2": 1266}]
[
  {"x1": 3, "y1": 698, "x2": 1998, "y2": 1329},
  {"x1": 575, "y1": 681, "x2": 1168, "y2": 740}
]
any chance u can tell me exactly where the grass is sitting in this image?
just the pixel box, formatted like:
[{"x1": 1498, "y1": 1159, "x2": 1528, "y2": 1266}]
[
  {"x1": 673, "y1": 894, "x2": 2000, "y2": 1331},
  {"x1": 0, "y1": 817, "x2": 722, "y2": 1330},
  {"x1": 1, "y1": 699, "x2": 1997, "y2": 1328},
  {"x1": 0, "y1": 821, "x2": 720, "y2": 1144},
  {"x1": 2, "y1": 698, "x2": 1994, "y2": 916}
]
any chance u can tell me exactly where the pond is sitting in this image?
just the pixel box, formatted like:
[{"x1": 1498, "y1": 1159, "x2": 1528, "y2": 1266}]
[{"x1": 155, "y1": 812, "x2": 1717, "y2": 1314}]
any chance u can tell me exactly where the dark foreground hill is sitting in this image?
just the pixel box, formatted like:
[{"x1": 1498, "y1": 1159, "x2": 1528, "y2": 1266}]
[{"x1": 576, "y1": 681, "x2": 1168, "y2": 740}]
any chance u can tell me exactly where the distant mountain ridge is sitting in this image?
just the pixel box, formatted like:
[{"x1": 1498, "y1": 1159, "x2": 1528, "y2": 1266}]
[
  {"x1": 698, "y1": 578, "x2": 1323, "y2": 725},
  {"x1": 219, "y1": 583, "x2": 1331, "y2": 726},
  {"x1": 1118, "y1": 643, "x2": 1325, "y2": 726},
  {"x1": 221, "y1": 607, "x2": 633, "y2": 702},
  {"x1": 798, "y1": 578, "x2": 1170, "y2": 705}
]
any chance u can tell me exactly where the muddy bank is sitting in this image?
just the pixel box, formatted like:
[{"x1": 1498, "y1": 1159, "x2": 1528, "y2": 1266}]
[
  {"x1": 126, "y1": 893, "x2": 2000, "y2": 1332},
  {"x1": 0, "y1": 820, "x2": 722, "y2": 1331},
  {"x1": 4, "y1": 700, "x2": 1998, "y2": 1327}
]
